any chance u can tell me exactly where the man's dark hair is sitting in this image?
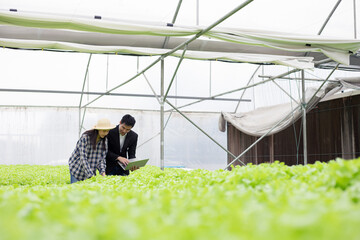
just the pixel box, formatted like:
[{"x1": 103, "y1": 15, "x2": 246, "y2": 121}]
[{"x1": 120, "y1": 114, "x2": 136, "y2": 127}]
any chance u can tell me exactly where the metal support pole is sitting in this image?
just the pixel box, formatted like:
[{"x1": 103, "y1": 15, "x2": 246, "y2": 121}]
[
  {"x1": 0, "y1": 88, "x2": 248, "y2": 102},
  {"x1": 78, "y1": 54, "x2": 92, "y2": 136},
  {"x1": 79, "y1": 108, "x2": 87, "y2": 134},
  {"x1": 196, "y1": 0, "x2": 200, "y2": 25},
  {"x1": 318, "y1": 0, "x2": 342, "y2": 35},
  {"x1": 209, "y1": 61, "x2": 212, "y2": 97},
  {"x1": 164, "y1": 46, "x2": 187, "y2": 101},
  {"x1": 354, "y1": 0, "x2": 357, "y2": 39},
  {"x1": 172, "y1": 0, "x2": 183, "y2": 24},
  {"x1": 142, "y1": 73, "x2": 162, "y2": 104},
  {"x1": 106, "y1": 55, "x2": 109, "y2": 91},
  {"x1": 137, "y1": 56, "x2": 139, "y2": 73},
  {"x1": 79, "y1": 54, "x2": 92, "y2": 107},
  {"x1": 78, "y1": 109, "x2": 82, "y2": 138},
  {"x1": 234, "y1": 65, "x2": 261, "y2": 113},
  {"x1": 225, "y1": 105, "x2": 302, "y2": 170},
  {"x1": 272, "y1": 79, "x2": 300, "y2": 105},
  {"x1": 258, "y1": 75, "x2": 337, "y2": 83},
  {"x1": 301, "y1": 70, "x2": 308, "y2": 165},
  {"x1": 162, "y1": 0, "x2": 183, "y2": 48},
  {"x1": 307, "y1": 63, "x2": 340, "y2": 106},
  {"x1": 300, "y1": 63, "x2": 339, "y2": 165},
  {"x1": 166, "y1": 99, "x2": 243, "y2": 165},
  {"x1": 304, "y1": 1, "x2": 341, "y2": 57},
  {"x1": 160, "y1": 59, "x2": 165, "y2": 170}
]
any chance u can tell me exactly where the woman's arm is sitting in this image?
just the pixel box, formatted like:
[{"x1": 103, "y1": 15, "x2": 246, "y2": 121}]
[
  {"x1": 78, "y1": 135, "x2": 95, "y2": 178},
  {"x1": 98, "y1": 139, "x2": 107, "y2": 176}
]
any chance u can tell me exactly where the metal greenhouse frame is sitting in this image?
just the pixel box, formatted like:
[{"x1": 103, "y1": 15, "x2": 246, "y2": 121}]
[{"x1": 0, "y1": 0, "x2": 359, "y2": 169}]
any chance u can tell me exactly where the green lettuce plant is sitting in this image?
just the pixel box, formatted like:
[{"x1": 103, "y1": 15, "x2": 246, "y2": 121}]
[{"x1": 0, "y1": 158, "x2": 359, "y2": 240}]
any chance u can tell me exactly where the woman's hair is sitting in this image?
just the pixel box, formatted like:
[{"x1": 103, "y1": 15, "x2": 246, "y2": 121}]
[{"x1": 83, "y1": 129, "x2": 105, "y2": 150}]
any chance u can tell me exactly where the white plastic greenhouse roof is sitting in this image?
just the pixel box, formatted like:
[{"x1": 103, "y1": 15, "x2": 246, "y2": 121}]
[
  {"x1": 0, "y1": 0, "x2": 360, "y2": 111},
  {"x1": 0, "y1": 2, "x2": 360, "y2": 69}
]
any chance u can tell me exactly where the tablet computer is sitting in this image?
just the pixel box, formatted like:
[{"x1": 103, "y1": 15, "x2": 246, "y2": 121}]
[{"x1": 118, "y1": 158, "x2": 149, "y2": 171}]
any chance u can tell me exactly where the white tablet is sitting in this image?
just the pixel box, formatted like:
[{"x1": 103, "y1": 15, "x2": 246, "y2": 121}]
[{"x1": 118, "y1": 158, "x2": 149, "y2": 170}]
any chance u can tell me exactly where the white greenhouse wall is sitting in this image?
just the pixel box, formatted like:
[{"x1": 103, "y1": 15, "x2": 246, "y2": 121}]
[{"x1": 0, "y1": 107, "x2": 227, "y2": 170}]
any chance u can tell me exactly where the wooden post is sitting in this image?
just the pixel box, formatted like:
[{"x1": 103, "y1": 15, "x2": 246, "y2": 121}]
[
  {"x1": 341, "y1": 98, "x2": 355, "y2": 159},
  {"x1": 269, "y1": 135, "x2": 274, "y2": 163}
]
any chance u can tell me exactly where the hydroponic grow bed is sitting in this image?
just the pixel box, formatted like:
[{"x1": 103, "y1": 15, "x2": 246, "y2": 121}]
[{"x1": 0, "y1": 159, "x2": 360, "y2": 240}]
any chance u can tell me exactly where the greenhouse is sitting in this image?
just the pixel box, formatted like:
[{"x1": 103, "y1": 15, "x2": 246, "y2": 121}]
[{"x1": 1, "y1": 0, "x2": 360, "y2": 239}]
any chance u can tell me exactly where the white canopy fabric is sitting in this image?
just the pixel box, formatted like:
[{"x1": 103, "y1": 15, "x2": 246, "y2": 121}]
[
  {"x1": 1, "y1": 10, "x2": 360, "y2": 67},
  {"x1": 335, "y1": 76, "x2": 360, "y2": 91},
  {"x1": 219, "y1": 87, "x2": 329, "y2": 136},
  {"x1": 0, "y1": 38, "x2": 314, "y2": 69},
  {"x1": 218, "y1": 79, "x2": 360, "y2": 137}
]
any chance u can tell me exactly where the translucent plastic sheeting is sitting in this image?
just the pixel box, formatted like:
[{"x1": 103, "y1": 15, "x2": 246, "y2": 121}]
[
  {"x1": 0, "y1": 107, "x2": 226, "y2": 170},
  {"x1": 0, "y1": 37, "x2": 314, "y2": 69},
  {"x1": 1, "y1": 10, "x2": 360, "y2": 65}
]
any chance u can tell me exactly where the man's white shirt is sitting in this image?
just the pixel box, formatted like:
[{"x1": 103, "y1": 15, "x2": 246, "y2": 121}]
[{"x1": 119, "y1": 133, "x2": 127, "y2": 152}]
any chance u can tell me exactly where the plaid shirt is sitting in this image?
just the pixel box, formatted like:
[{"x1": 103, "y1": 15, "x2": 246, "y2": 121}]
[{"x1": 69, "y1": 133, "x2": 108, "y2": 181}]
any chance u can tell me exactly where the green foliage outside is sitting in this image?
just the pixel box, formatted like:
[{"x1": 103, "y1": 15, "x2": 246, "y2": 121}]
[{"x1": 0, "y1": 159, "x2": 360, "y2": 240}]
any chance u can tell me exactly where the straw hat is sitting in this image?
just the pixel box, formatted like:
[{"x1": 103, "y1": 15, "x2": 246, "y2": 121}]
[{"x1": 93, "y1": 118, "x2": 115, "y2": 130}]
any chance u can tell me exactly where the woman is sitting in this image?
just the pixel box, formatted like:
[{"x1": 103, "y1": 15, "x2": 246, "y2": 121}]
[{"x1": 68, "y1": 118, "x2": 115, "y2": 183}]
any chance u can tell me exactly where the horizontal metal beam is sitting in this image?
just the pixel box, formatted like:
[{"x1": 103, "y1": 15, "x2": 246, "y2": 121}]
[
  {"x1": 172, "y1": 68, "x2": 301, "y2": 111},
  {"x1": 0, "y1": 88, "x2": 251, "y2": 102},
  {"x1": 258, "y1": 75, "x2": 337, "y2": 83}
]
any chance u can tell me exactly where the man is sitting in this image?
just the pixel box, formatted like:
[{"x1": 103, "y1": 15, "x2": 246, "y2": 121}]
[{"x1": 106, "y1": 114, "x2": 138, "y2": 176}]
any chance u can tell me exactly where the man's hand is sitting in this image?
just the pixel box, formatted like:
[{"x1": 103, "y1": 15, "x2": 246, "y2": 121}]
[
  {"x1": 101, "y1": 172, "x2": 106, "y2": 176},
  {"x1": 117, "y1": 156, "x2": 129, "y2": 166}
]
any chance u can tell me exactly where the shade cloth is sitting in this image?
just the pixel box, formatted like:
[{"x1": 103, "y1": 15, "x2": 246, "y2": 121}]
[{"x1": 219, "y1": 78, "x2": 360, "y2": 136}]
